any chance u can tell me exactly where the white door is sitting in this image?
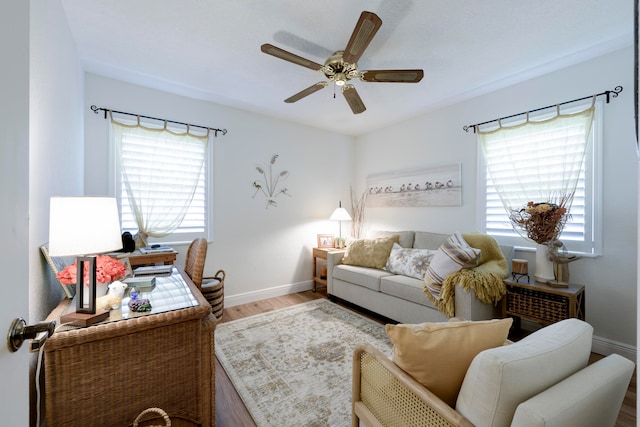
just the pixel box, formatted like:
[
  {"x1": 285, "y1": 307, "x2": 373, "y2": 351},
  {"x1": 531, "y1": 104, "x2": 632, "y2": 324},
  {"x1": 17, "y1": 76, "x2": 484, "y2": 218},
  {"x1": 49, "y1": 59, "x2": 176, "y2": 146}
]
[
  {"x1": 0, "y1": 0, "x2": 31, "y2": 423},
  {"x1": 0, "y1": 260, "x2": 30, "y2": 424}
]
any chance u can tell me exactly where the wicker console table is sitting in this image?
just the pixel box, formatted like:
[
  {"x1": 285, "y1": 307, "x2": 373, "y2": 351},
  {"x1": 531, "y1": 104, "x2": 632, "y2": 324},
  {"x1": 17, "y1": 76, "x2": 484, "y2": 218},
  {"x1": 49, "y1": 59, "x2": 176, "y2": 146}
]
[
  {"x1": 43, "y1": 267, "x2": 215, "y2": 427},
  {"x1": 502, "y1": 279, "x2": 585, "y2": 326}
]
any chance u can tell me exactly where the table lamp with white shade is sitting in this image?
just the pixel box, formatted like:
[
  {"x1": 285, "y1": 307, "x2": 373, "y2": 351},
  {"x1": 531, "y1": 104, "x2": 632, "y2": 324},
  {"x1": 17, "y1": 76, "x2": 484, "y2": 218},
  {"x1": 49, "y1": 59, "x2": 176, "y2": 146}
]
[
  {"x1": 329, "y1": 201, "x2": 352, "y2": 247},
  {"x1": 48, "y1": 197, "x2": 123, "y2": 326}
]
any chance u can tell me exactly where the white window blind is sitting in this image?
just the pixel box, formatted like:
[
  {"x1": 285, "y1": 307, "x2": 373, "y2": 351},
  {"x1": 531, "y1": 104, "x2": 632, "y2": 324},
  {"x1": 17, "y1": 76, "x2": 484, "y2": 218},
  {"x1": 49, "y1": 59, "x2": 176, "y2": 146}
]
[
  {"x1": 478, "y1": 101, "x2": 602, "y2": 255},
  {"x1": 112, "y1": 118, "x2": 212, "y2": 244},
  {"x1": 120, "y1": 165, "x2": 207, "y2": 234}
]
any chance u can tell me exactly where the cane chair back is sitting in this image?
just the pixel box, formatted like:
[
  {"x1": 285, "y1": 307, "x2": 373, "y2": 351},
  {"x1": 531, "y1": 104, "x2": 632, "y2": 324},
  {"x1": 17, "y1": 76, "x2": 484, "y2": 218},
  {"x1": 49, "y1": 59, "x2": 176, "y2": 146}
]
[{"x1": 185, "y1": 238, "x2": 208, "y2": 289}]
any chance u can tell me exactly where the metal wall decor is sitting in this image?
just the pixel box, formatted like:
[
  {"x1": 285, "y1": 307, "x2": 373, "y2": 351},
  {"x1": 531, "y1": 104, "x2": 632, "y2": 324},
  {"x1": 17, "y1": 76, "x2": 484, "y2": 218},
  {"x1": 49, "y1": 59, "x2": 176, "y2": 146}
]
[{"x1": 252, "y1": 154, "x2": 291, "y2": 209}]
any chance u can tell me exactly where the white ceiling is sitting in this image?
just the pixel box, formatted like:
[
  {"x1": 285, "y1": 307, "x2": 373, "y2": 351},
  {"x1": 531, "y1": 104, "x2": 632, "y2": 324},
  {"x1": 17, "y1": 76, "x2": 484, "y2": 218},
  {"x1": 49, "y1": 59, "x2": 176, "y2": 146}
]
[{"x1": 60, "y1": 0, "x2": 633, "y2": 136}]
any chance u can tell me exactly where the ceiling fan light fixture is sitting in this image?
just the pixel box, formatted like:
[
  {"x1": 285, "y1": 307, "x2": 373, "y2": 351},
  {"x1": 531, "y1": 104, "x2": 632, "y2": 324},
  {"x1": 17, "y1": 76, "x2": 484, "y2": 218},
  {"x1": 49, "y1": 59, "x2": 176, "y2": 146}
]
[{"x1": 260, "y1": 11, "x2": 423, "y2": 115}]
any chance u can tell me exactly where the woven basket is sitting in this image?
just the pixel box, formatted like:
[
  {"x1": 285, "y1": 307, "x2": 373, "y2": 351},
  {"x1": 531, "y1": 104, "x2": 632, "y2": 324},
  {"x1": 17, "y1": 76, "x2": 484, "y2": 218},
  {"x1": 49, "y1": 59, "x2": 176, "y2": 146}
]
[
  {"x1": 506, "y1": 285, "x2": 570, "y2": 324},
  {"x1": 201, "y1": 269, "x2": 225, "y2": 320},
  {"x1": 133, "y1": 407, "x2": 171, "y2": 427}
]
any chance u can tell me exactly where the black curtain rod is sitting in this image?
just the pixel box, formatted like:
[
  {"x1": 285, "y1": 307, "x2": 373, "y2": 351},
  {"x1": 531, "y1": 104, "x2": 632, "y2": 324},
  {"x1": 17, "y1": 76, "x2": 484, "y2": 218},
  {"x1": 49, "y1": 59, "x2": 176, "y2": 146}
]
[
  {"x1": 462, "y1": 85, "x2": 623, "y2": 133},
  {"x1": 90, "y1": 105, "x2": 228, "y2": 137}
]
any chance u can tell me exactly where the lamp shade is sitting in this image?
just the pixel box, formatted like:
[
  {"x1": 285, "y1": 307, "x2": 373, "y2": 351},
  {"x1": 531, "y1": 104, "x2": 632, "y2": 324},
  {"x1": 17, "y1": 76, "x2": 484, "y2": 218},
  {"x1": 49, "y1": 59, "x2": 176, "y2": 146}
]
[
  {"x1": 329, "y1": 207, "x2": 352, "y2": 222},
  {"x1": 49, "y1": 197, "x2": 123, "y2": 256}
]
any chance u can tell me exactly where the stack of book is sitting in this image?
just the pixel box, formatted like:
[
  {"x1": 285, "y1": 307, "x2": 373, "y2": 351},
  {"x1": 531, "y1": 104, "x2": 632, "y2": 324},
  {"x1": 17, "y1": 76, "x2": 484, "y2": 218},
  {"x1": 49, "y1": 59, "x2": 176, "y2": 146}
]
[
  {"x1": 133, "y1": 265, "x2": 173, "y2": 276},
  {"x1": 139, "y1": 245, "x2": 174, "y2": 254},
  {"x1": 124, "y1": 276, "x2": 157, "y2": 292}
]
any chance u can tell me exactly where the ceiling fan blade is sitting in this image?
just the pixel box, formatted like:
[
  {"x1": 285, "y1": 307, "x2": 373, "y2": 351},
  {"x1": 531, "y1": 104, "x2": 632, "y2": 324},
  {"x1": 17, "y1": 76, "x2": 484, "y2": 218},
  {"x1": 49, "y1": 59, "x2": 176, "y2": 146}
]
[
  {"x1": 284, "y1": 82, "x2": 328, "y2": 103},
  {"x1": 360, "y1": 69, "x2": 424, "y2": 83},
  {"x1": 342, "y1": 11, "x2": 382, "y2": 64},
  {"x1": 261, "y1": 43, "x2": 323, "y2": 71},
  {"x1": 342, "y1": 84, "x2": 366, "y2": 114}
]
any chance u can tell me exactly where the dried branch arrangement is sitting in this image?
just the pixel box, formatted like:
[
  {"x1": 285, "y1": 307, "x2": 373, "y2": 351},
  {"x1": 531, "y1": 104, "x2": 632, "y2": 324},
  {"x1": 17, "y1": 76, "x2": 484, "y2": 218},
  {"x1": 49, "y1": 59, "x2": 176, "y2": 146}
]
[
  {"x1": 350, "y1": 186, "x2": 368, "y2": 239},
  {"x1": 509, "y1": 193, "x2": 571, "y2": 244}
]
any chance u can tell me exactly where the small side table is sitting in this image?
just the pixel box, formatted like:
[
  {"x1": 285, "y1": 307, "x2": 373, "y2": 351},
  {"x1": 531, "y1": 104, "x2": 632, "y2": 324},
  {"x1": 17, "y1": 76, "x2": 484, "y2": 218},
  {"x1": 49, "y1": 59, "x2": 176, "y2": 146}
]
[
  {"x1": 312, "y1": 247, "x2": 345, "y2": 292},
  {"x1": 502, "y1": 279, "x2": 585, "y2": 326}
]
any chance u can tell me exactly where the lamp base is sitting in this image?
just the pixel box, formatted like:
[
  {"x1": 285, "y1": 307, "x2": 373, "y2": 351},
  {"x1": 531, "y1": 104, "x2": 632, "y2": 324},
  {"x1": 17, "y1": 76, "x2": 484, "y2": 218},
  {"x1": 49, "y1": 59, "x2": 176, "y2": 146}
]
[
  {"x1": 546, "y1": 280, "x2": 570, "y2": 289},
  {"x1": 60, "y1": 310, "x2": 109, "y2": 327}
]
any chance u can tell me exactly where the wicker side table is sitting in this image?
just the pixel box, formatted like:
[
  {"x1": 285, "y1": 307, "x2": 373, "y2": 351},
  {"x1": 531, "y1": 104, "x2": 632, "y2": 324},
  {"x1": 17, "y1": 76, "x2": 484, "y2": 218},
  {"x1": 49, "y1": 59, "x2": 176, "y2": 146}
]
[{"x1": 502, "y1": 279, "x2": 585, "y2": 326}]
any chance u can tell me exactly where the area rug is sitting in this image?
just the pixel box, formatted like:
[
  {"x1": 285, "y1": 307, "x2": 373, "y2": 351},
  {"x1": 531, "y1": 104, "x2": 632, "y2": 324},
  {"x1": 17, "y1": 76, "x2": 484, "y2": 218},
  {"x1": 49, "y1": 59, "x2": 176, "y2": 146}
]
[{"x1": 215, "y1": 299, "x2": 393, "y2": 426}]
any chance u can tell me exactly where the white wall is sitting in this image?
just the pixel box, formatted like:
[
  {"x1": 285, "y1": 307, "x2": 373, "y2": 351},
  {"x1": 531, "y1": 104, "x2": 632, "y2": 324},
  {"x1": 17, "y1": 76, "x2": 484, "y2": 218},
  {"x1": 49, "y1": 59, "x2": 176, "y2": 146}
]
[
  {"x1": 355, "y1": 47, "x2": 637, "y2": 355},
  {"x1": 29, "y1": 1, "x2": 85, "y2": 425},
  {"x1": 29, "y1": 0, "x2": 85, "y2": 324},
  {"x1": 84, "y1": 74, "x2": 355, "y2": 303}
]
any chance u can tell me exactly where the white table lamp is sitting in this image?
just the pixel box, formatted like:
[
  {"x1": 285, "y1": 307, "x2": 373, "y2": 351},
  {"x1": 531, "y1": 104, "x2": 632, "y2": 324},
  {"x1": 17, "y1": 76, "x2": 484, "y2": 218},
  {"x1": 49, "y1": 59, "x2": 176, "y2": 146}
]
[
  {"x1": 329, "y1": 201, "x2": 352, "y2": 239},
  {"x1": 49, "y1": 197, "x2": 123, "y2": 326}
]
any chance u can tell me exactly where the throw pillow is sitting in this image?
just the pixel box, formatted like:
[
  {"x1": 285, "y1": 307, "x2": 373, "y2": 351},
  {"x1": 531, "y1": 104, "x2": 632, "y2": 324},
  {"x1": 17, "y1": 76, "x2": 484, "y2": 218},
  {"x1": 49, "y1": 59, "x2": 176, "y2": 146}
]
[
  {"x1": 386, "y1": 318, "x2": 513, "y2": 407},
  {"x1": 341, "y1": 236, "x2": 400, "y2": 269},
  {"x1": 424, "y1": 232, "x2": 481, "y2": 298},
  {"x1": 385, "y1": 243, "x2": 436, "y2": 279},
  {"x1": 367, "y1": 230, "x2": 415, "y2": 249}
]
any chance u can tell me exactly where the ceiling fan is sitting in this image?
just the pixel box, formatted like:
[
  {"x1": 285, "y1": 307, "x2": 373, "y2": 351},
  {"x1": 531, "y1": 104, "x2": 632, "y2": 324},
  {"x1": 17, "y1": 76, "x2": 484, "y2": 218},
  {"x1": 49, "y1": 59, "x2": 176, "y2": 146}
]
[{"x1": 260, "y1": 11, "x2": 424, "y2": 114}]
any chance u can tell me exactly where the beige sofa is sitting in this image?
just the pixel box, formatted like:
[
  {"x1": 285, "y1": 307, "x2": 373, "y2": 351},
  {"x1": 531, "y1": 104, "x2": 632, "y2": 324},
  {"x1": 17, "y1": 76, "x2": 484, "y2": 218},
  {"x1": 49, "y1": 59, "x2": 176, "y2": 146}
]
[
  {"x1": 326, "y1": 231, "x2": 512, "y2": 324},
  {"x1": 353, "y1": 318, "x2": 635, "y2": 427}
]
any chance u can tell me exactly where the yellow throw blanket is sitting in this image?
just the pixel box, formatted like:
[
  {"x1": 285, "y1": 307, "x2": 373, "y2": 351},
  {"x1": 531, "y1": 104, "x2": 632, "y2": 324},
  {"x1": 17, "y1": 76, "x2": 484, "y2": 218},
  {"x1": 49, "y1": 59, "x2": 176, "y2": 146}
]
[{"x1": 424, "y1": 233, "x2": 508, "y2": 317}]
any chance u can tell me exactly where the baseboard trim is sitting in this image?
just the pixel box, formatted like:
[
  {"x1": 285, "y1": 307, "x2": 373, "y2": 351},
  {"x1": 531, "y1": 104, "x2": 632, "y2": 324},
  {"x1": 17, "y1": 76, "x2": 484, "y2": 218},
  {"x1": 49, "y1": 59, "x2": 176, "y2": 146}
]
[
  {"x1": 224, "y1": 280, "x2": 314, "y2": 307},
  {"x1": 591, "y1": 334, "x2": 637, "y2": 362}
]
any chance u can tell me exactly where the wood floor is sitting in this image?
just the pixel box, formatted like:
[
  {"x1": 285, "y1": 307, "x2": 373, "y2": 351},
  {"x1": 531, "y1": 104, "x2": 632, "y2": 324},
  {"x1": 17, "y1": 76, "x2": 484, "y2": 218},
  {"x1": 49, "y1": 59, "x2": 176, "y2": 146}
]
[{"x1": 214, "y1": 289, "x2": 636, "y2": 427}]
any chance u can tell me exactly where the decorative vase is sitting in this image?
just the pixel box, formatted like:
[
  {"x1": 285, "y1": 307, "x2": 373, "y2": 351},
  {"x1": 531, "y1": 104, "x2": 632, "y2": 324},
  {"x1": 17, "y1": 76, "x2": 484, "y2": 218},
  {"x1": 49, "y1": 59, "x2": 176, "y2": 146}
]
[{"x1": 534, "y1": 243, "x2": 555, "y2": 283}]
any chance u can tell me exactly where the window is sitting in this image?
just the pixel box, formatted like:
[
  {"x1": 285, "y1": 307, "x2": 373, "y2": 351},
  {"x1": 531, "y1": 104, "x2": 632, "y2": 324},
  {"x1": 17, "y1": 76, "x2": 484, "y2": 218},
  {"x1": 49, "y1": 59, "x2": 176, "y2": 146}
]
[
  {"x1": 110, "y1": 117, "x2": 212, "y2": 244},
  {"x1": 477, "y1": 100, "x2": 602, "y2": 255}
]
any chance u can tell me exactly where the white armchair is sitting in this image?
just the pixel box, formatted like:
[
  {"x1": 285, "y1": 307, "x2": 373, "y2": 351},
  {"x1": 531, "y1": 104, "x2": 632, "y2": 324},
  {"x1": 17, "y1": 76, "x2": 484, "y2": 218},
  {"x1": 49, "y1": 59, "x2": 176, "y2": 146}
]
[{"x1": 353, "y1": 319, "x2": 634, "y2": 427}]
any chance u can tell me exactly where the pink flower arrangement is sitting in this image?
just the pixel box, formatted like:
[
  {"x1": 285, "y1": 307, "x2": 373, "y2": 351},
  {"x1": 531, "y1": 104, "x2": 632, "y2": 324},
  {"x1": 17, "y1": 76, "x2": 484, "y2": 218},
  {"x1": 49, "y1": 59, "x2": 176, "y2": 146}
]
[{"x1": 57, "y1": 255, "x2": 127, "y2": 285}]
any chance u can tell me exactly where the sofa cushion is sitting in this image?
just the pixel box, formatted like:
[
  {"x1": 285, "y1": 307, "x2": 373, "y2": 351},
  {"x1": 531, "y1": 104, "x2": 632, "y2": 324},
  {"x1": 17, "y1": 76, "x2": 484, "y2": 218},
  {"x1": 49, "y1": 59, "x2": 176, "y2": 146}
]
[
  {"x1": 456, "y1": 318, "x2": 593, "y2": 427},
  {"x1": 424, "y1": 232, "x2": 481, "y2": 298},
  {"x1": 386, "y1": 318, "x2": 513, "y2": 407},
  {"x1": 413, "y1": 231, "x2": 450, "y2": 249},
  {"x1": 333, "y1": 264, "x2": 393, "y2": 292},
  {"x1": 385, "y1": 243, "x2": 436, "y2": 280},
  {"x1": 380, "y1": 275, "x2": 436, "y2": 309},
  {"x1": 342, "y1": 236, "x2": 400, "y2": 269},
  {"x1": 367, "y1": 230, "x2": 415, "y2": 248}
]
